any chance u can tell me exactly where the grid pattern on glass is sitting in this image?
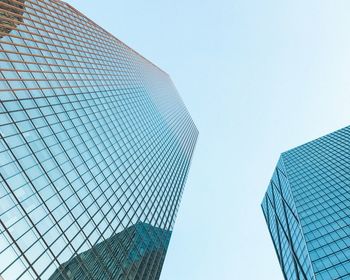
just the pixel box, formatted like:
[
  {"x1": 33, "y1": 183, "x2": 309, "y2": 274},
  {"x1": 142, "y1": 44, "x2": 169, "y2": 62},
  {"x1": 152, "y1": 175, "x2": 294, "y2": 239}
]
[
  {"x1": 262, "y1": 126, "x2": 350, "y2": 280},
  {"x1": 283, "y1": 126, "x2": 350, "y2": 280},
  {"x1": 0, "y1": 0, "x2": 198, "y2": 279}
]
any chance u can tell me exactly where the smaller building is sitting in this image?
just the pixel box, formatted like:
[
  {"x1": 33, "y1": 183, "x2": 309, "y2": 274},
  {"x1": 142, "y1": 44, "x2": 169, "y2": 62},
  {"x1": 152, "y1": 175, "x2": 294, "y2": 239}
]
[{"x1": 262, "y1": 126, "x2": 350, "y2": 279}]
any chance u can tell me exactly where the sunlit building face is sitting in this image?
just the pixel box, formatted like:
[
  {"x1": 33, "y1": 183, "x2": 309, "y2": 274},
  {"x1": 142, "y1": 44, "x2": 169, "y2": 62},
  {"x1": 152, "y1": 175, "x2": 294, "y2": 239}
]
[{"x1": 0, "y1": 0, "x2": 198, "y2": 279}]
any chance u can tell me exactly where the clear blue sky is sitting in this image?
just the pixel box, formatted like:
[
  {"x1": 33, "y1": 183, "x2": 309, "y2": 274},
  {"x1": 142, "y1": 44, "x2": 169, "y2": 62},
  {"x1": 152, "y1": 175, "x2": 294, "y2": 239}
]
[{"x1": 65, "y1": 1, "x2": 350, "y2": 279}]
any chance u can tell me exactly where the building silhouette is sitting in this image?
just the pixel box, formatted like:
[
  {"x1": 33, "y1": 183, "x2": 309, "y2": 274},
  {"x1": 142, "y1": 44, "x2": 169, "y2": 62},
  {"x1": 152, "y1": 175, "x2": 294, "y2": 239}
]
[
  {"x1": 0, "y1": 0, "x2": 198, "y2": 279},
  {"x1": 262, "y1": 126, "x2": 350, "y2": 280}
]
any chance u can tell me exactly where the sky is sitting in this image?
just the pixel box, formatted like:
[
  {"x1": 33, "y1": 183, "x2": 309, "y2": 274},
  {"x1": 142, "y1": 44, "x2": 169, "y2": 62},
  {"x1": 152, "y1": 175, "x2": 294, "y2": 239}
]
[{"x1": 64, "y1": 1, "x2": 350, "y2": 279}]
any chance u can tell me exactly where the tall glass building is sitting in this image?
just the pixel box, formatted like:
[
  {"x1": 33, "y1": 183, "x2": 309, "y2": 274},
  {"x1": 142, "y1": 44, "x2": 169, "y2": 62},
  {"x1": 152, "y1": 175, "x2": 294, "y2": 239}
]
[
  {"x1": 262, "y1": 126, "x2": 350, "y2": 280},
  {"x1": 0, "y1": 0, "x2": 198, "y2": 279}
]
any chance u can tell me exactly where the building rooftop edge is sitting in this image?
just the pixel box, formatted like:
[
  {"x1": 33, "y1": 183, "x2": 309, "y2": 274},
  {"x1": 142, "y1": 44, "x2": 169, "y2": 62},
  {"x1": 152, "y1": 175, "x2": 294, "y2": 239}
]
[
  {"x1": 53, "y1": 0, "x2": 170, "y2": 77},
  {"x1": 281, "y1": 125, "x2": 350, "y2": 156}
]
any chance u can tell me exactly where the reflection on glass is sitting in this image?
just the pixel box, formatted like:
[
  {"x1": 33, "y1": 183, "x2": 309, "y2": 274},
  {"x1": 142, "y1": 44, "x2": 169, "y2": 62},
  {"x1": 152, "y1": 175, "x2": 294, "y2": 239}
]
[{"x1": 49, "y1": 223, "x2": 171, "y2": 280}]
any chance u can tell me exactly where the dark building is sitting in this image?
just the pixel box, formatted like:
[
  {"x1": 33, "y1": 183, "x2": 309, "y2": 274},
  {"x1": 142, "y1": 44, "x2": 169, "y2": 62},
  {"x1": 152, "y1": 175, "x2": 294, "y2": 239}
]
[
  {"x1": 0, "y1": 0, "x2": 25, "y2": 39},
  {"x1": 0, "y1": 0, "x2": 198, "y2": 279},
  {"x1": 262, "y1": 126, "x2": 350, "y2": 280}
]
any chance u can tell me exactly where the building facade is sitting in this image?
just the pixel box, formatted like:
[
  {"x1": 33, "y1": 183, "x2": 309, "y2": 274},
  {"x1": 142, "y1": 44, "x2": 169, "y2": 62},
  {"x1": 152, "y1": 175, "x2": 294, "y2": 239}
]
[
  {"x1": 0, "y1": 0, "x2": 198, "y2": 279},
  {"x1": 262, "y1": 126, "x2": 350, "y2": 280}
]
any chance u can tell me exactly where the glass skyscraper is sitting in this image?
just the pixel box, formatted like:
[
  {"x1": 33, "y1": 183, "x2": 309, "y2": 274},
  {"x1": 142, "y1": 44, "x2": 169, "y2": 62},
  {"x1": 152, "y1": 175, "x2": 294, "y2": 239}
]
[
  {"x1": 262, "y1": 126, "x2": 350, "y2": 280},
  {"x1": 0, "y1": 0, "x2": 198, "y2": 279}
]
